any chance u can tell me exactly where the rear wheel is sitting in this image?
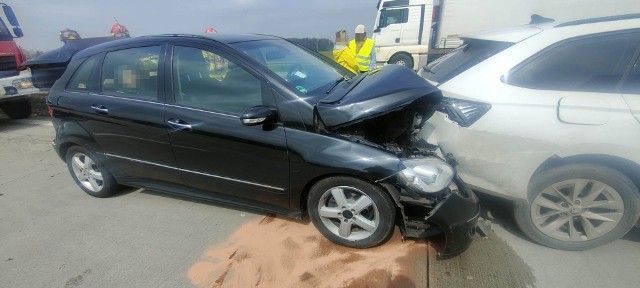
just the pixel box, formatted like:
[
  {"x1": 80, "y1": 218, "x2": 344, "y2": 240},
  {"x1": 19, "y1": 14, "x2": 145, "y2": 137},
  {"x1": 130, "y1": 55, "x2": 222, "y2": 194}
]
[
  {"x1": 66, "y1": 146, "x2": 120, "y2": 198},
  {"x1": 0, "y1": 99, "x2": 32, "y2": 119},
  {"x1": 307, "y1": 176, "x2": 396, "y2": 248},
  {"x1": 515, "y1": 164, "x2": 640, "y2": 250},
  {"x1": 389, "y1": 53, "x2": 414, "y2": 70}
]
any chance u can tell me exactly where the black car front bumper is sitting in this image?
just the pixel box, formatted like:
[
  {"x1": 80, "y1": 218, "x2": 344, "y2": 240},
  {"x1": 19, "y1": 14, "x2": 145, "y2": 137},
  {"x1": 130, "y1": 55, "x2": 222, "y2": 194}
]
[{"x1": 383, "y1": 175, "x2": 486, "y2": 259}]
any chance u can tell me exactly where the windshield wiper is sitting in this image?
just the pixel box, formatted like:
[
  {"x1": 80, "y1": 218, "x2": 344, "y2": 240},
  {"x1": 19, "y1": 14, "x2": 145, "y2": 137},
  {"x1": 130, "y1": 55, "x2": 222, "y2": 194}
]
[
  {"x1": 422, "y1": 65, "x2": 435, "y2": 74},
  {"x1": 326, "y1": 75, "x2": 350, "y2": 94}
]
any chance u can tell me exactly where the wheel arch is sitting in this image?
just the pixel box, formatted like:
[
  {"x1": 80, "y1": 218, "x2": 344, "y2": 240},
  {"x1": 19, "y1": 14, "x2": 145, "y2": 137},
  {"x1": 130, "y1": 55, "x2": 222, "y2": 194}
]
[{"x1": 529, "y1": 154, "x2": 640, "y2": 197}]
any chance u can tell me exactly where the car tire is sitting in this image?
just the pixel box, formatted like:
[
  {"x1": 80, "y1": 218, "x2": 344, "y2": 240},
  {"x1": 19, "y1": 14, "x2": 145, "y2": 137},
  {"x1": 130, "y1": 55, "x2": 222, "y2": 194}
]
[
  {"x1": 389, "y1": 53, "x2": 414, "y2": 70},
  {"x1": 307, "y1": 176, "x2": 396, "y2": 248},
  {"x1": 65, "y1": 146, "x2": 120, "y2": 198},
  {"x1": 0, "y1": 99, "x2": 32, "y2": 119},
  {"x1": 514, "y1": 164, "x2": 640, "y2": 250}
]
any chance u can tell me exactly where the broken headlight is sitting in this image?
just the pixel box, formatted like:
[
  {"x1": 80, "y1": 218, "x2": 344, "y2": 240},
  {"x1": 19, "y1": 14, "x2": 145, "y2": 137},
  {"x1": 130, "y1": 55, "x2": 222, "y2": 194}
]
[{"x1": 398, "y1": 158, "x2": 454, "y2": 193}]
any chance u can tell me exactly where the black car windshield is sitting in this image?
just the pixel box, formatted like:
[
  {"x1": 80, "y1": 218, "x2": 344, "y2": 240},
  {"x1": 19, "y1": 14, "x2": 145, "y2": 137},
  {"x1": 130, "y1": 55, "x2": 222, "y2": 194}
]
[
  {"x1": 423, "y1": 39, "x2": 513, "y2": 84},
  {"x1": 231, "y1": 39, "x2": 352, "y2": 99}
]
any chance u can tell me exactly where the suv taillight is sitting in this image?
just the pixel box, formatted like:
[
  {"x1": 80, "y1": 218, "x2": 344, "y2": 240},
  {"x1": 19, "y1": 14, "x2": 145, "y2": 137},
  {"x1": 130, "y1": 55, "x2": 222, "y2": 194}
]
[
  {"x1": 47, "y1": 106, "x2": 54, "y2": 117},
  {"x1": 437, "y1": 97, "x2": 491, "y2": 127}
]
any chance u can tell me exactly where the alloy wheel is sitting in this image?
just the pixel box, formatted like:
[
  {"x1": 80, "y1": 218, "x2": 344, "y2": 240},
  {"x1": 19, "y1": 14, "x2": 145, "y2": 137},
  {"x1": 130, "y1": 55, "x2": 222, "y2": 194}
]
[
  {"x1": 70, "y1": 152, "x2": 104, "y2": 192},
  {"x1": 317, "y1": 186, "x2": 380, "y2": 241},
  {"x1": 531, "y1": 179, "x2": 624, "y2": 242}
]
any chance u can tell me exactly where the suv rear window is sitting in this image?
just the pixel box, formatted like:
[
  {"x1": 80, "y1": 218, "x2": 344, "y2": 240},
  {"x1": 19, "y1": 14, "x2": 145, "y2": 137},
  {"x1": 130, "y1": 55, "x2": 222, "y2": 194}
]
[{"x1": 422, "y1": 39, "x2": 512, "y2": 84}]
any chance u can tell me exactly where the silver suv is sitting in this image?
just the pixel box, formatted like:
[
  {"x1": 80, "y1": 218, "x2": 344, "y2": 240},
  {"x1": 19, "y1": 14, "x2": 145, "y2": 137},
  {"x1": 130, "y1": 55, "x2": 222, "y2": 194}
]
[{"x1": 420, "y1": 14, "x2": 640, "y2": 250}]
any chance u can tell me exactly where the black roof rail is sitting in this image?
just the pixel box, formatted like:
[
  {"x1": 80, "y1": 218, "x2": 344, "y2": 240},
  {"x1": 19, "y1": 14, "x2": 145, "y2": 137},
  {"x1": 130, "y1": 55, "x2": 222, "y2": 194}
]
[{"x1": 555, "y1": 13, "x2": 640, "y2": 28}]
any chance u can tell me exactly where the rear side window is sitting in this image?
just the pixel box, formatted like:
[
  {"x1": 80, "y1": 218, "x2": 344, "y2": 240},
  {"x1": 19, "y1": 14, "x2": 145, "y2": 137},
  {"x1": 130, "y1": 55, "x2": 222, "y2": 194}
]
[
  {"x1": 422, "y1": 39, "x2": 512, "y2": 84},
  {"x1": 101, "y1": 46, "x2": 161, "y2": 101},
  {"x1": 66, "y1": 54, "x2": 101, "y2": 92},
  {"x1": 505, "y1": 32, "x2": 640, "y2": 93}
]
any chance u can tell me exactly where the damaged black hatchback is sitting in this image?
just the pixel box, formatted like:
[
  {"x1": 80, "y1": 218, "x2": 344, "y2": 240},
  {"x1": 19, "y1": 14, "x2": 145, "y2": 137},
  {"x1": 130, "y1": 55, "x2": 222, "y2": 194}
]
[{"x1": 43, "y1": 34, "x2": 481, "y2": 257}]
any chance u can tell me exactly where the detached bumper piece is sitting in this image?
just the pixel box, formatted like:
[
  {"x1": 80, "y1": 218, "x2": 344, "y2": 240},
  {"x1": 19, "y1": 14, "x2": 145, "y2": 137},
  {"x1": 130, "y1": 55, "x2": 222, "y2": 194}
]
[{"x1": 388, "y1": 175, "x2": 488, "y2": 259}]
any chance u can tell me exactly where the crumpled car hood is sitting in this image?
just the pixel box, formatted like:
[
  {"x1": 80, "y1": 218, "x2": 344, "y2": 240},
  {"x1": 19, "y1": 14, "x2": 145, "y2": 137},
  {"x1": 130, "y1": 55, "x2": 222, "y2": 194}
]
[{"x1": 315, "y1": 65, "x2": 442, "y2": 130}]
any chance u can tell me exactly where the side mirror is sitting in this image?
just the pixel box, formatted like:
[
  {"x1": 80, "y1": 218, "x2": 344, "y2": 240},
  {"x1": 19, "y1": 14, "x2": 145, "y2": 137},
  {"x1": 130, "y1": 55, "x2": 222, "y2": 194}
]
[
  {"x1": 240, "y1": 105, "x2": 278, "y2": 126},
  {"x1": 2, "y1": 5, "x2": 20, "y2": 27},
  {"x1": 13, "y1": 27, "x2": 23, "y2": 38}
]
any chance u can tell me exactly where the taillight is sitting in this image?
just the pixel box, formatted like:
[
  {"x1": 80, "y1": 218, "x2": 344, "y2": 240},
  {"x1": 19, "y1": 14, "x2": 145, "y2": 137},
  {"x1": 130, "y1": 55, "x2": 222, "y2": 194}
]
[
  {"x1": 47, "y1": 106, "x2": 54, "y2": 117},
  {"x1": 437, "y1": 97, "x2": 491, "y2": 127}
]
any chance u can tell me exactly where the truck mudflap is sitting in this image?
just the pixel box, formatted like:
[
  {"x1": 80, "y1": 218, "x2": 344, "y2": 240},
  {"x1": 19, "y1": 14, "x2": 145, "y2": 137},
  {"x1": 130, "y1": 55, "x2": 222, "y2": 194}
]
[{"x1": 383, "y1": 175, "x2": 489, "y2": 259}]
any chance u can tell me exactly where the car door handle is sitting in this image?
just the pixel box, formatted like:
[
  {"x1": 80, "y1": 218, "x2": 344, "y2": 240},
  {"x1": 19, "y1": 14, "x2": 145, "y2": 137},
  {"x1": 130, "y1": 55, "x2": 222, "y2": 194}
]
[
  {"x1": 167, "y1": 118, "x2": 192, "y2": 131},
  {"x1": 90, "y1": 104, "x2": 109, "y2": 114}
]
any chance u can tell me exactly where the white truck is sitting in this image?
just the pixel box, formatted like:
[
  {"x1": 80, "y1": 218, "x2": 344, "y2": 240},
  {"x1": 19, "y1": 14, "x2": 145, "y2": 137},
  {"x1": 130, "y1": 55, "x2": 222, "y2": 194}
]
[{"x1": 373, "y1": 0, "x2": 640, "y2": 70}]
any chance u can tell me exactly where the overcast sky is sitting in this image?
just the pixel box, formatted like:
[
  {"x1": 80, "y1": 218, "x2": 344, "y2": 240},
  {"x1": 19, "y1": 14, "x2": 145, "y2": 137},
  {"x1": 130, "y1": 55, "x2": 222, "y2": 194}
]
[{"x1": 5, "y1": 0, "x2": 377, "y2": 51}]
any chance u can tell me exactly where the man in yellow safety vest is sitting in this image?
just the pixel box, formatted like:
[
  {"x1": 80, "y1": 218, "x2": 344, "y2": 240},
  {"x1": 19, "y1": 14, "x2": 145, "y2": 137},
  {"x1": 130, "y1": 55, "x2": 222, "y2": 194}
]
[{"x1": 348, "y1": 24, "x2": 376, "y2": 73}]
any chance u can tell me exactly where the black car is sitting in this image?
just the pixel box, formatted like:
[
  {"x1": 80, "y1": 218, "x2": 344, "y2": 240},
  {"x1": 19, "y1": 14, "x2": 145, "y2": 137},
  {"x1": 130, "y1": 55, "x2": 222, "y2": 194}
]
[{"x1": 38, "y1": 34, "x2": 481, "y2": 258}]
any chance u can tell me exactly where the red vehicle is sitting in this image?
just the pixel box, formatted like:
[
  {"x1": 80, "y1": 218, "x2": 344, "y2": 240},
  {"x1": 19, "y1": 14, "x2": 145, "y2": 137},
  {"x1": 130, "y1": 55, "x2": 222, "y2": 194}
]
[{"x1": 0, "y1": 3, "x2": 36, "y2": 119}]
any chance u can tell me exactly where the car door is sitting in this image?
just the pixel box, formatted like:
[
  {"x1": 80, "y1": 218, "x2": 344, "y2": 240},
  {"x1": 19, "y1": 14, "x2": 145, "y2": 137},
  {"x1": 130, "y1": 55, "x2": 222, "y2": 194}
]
[
  {"x1": 164, "y1": 43, "x2": 290, "y2": 209},
  {"x1": 374, "y1": 7, "x2": 407, "y2": 47},
  {"x1": 80, "y1": 43, "x2": 182, "y2": 184}
]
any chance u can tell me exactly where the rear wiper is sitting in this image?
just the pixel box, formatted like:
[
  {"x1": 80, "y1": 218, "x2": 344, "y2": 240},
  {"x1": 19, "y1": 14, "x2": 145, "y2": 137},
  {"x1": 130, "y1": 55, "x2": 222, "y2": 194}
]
[{"x1": 326, "y1": 75, "x2": 350, "y2": 94}]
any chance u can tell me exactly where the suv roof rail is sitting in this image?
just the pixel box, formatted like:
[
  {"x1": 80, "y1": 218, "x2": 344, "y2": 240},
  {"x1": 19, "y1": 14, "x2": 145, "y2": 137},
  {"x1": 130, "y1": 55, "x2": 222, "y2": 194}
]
[{"x1": 555, "y1": 13, "x2": 640, "y2": 28}]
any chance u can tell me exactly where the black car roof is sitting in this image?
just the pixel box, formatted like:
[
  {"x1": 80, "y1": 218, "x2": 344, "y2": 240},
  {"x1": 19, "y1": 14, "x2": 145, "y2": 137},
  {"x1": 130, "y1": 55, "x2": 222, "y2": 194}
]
[{"x1": 74, "y1": 33, "x2": 282, "y2": 59}]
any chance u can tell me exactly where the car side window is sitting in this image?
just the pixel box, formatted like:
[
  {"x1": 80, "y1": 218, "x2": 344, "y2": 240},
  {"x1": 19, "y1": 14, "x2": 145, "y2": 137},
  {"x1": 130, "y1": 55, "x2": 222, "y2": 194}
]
[
  {"x1": 172, "y1": 46, "x2": 263, "y2": 115},
  {"x1": 66, "y1": 54, "x2": 101, "y2": 92},
  {"x1": 622, "y1": 58, "x2": 640, "y2": 94},
  {"x1": 101, "y1": 46, "x2": 161, "y2": 101},
  {"x1": 505, "y1": 32, "x2": 640, "y2": 93}
]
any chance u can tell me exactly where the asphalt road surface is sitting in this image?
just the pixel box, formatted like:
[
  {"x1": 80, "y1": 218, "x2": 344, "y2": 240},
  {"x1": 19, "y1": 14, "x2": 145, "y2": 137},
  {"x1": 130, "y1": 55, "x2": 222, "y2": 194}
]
[{"x1": 1, "y1": 116, "x2": 638, "y2": 287}]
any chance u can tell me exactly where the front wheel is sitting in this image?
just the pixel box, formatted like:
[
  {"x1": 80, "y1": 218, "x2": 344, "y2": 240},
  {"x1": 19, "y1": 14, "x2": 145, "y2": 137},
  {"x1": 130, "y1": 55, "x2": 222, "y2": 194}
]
[
  {"x1": 66, "y1": 146, "x2": 120, "y2": 198},
  {"x1": 514, "y1": 164, "x2": 640, "y2": 250},
  {"x1": 389, "y1": 54, "x2": 414, "y2": 70},
  {"x1": 307, "y1": 176, "x2": 396, "y2": 248}
]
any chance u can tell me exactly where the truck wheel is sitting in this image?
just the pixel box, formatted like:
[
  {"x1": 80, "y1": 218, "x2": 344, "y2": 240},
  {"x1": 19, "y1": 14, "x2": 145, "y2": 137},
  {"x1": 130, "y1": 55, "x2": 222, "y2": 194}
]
[
  {"x1": 389, "y1": 54, "x2": 414, "y2": 70},
  {"x1": 0, "y1": 99, "x2": 32, "y2": 119},
  {"x1": 66, "y1": 146, "x2": 120, "y2": 198},
  {"x1": 307, "y1": 176, "x2": 396, "y2": 248},
  {"x1": 514, "y1": 164, "x2": 640, "y2": 250}
]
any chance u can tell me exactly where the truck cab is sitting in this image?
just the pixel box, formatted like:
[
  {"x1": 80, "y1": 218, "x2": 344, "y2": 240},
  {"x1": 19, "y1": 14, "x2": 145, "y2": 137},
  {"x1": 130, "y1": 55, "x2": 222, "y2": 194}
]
[{"x1": 373, "y1": 0, "x2": 434, "y2": 71}]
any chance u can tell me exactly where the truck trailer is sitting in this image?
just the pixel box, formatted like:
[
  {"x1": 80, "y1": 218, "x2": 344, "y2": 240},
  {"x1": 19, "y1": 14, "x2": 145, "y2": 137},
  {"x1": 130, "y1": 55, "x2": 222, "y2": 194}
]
[{"x1": 373, "y1": 0, "x2": 640, "y2": 70}]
